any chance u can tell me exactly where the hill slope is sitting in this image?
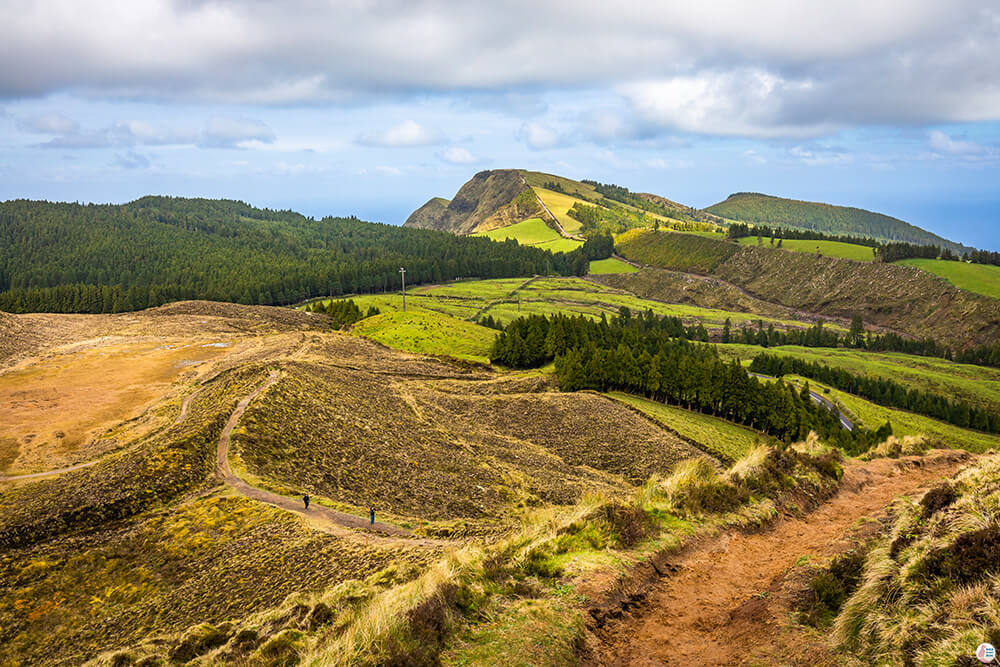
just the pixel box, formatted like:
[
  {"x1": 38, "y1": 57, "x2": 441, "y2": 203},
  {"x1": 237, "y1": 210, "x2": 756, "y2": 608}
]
[
  {"x1": 706, "y1": 192, "x2": 966, "y2": 252},
  {"x1": 617, "y1": 230, "x2": 1000, "y2": 347}
]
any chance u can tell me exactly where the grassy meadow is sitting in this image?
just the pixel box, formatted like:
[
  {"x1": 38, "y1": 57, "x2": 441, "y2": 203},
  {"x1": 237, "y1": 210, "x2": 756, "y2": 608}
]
[
  {"x1": 737, "y1": 237, "x2": 876, "y2": 262},
  {"x1": 587, "y1": 257, "x2": 639, "y2": 274},
  {"x1": 898, "y1": 258, "x2": 1000, "y2": 299},
  {"x1": 351, "y1": 310, "x2": 497, "y2": 363},
  {"x1": 608, "y1": 392, "x2": 764, "y2": 462},
  {"x1": 475, "y1": 217, "x2": 582, "y2": 253}
]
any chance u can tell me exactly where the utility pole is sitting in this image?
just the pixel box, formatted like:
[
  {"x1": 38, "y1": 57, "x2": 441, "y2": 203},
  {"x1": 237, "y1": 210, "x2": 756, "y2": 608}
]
[{"x1": 399, "y1": 267, "x2": 406, "y2": 312}]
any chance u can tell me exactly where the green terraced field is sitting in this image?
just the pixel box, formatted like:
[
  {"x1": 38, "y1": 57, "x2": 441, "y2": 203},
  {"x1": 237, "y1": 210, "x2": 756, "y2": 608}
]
[
  {"x1": 475, "y1": 217, "x2": 582, "y2": 253},
  {"x1": 608, "y1": 392, "x2": 763, "y2": 461},
  {"x1": 310, "y1": 277, "x2": 843, "y2": 335},
  {"x1": 587, "y1": 257, "x2": 639, "y2": 274},
  {"x1": 898, "y1": 258, "x2": 1000, "y2": 299},
  {"x1": 350, "y1": 310, "x2": 496, "y2": 363},
  {"x1": 737, "y1": 237, "x2": 876, "y2": 262},
  {"x1": 719, "y1": 344, "x2": 1000, "y2": 412}
]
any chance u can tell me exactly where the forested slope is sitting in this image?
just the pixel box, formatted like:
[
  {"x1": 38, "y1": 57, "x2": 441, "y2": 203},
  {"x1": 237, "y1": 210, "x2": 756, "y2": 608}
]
[
  {"x1": 706, "y1": 193, "x2": 966, "y2": 252},
  {"x1": 0, "y1": 197, "x2": 586, "y2": 313},
  {"x1": 617, "y1": 230, "x2": 1000, "y2": 347}
]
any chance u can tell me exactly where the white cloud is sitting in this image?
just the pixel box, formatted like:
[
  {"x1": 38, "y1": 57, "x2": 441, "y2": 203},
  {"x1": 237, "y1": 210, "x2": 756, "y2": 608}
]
[
  {"x1": 375, "y1": 165, "x2": 402, "y2": 176},
  {"x1": 358, "y1": 120, "x2": 442, "y2": 147},
  {"x1": 790, "y1": 146, "x2": 852, "y2": 166},
  {"x1": 17, "y1": 112, "x2": 79, "y2": 134},
  {"x1": 440, "y1": 146, "x2": 479, "y2": 164},
  {"x1": 200, "y1": 116, "x2": 274, "y2": 148},
  {"x1": 928, "y1": 130, "x2": 984, "y2": 154},
  {"x1": 519, "y1": 122, "x2": 565, "y2": 150}
]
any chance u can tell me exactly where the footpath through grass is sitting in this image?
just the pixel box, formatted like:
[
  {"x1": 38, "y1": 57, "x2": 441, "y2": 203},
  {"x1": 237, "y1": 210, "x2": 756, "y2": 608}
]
[{"x1": 897, "y1": 258, "x2": 1000, "y2": 299}]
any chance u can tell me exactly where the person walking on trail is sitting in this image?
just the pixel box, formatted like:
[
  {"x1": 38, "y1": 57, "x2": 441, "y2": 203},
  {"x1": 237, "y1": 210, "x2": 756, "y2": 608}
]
[
  {"x1": 303, "y1": 494, "x2": 310, "y2": 510},
  {"x1": 370, "y1": 507, "x2": 375, "y2": 525}
]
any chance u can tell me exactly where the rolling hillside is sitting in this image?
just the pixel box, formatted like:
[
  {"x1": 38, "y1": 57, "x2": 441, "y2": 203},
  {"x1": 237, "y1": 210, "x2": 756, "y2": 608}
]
[
  {"x1": 706, "y1": 192, "x2": 967, "y2": 252},
  {"x1": 616, "y1": 230, "x2": 1000, "y2": 347}
]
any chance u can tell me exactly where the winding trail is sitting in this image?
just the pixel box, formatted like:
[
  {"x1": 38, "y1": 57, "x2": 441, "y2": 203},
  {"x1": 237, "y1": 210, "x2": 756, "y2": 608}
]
[
  {"x1": 593, "y1": 449, "x2": 971, "y2": 666},
  {"x1": 215, "y1": 370, "x2": 442, "y2": 545}
]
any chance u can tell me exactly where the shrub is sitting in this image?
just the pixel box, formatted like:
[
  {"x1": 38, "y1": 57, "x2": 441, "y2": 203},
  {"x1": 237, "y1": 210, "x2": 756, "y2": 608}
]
[{"x1": 661, "y1": 457, "x2": 743, "y2": 515}]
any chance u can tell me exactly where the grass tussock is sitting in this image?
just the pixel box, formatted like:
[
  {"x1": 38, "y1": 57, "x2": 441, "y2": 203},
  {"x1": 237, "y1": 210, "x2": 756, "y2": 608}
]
[
  {"x1": 831, "y1": 454, "x2": 1000, "y2": 665},
  {"x1": 860, "y1": 434, "x2": 932, "y2": 461}
]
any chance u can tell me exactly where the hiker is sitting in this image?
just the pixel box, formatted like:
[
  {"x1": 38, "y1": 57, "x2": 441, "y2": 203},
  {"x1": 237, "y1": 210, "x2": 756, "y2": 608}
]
[
  {"x1": 370, "y1": 507, "x2": 375, "y2": 525},
  {"x1": 303, "y1": 494, "x2": 310, "y2": 510}
]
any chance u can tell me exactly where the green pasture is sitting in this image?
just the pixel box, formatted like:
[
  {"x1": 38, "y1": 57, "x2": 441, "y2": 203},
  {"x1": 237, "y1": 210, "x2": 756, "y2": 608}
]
[
  {"x1": 350, "y1": 310, "x2": 496, "y2": 364},
  {"x1": 587, "y1": 257, "x2": 639, "y2": 274},
  {"x1": 898, "y1": 258, "x2": 1000, "y2": 299},
  {"x1": 475, "y1": 216, "x2": 583, "y2": 253}
]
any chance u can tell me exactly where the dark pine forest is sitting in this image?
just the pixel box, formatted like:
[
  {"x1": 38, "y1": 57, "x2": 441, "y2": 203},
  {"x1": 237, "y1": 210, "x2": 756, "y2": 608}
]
[{"x1": 0, "y1": 196, "x2": 589, "y2": 313}]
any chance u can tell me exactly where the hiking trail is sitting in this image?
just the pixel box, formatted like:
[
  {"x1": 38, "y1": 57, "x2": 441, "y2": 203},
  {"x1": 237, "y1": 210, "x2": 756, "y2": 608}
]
[{"x1": 591, "y1": 449, "x2": 972, "y2": 666}]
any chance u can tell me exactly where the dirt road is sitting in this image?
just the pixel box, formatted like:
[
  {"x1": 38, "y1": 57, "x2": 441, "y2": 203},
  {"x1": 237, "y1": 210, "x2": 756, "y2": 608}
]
[{"x1": 595, "y1": 449, "x2": 971, "y2": 666}]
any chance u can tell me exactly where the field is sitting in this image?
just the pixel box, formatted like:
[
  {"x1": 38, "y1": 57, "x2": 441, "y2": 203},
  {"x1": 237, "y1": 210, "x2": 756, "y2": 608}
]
[
  {"x1": 607, "y1": 392, "x2": 763, "y2": 462},
  {"x1": 737, "y1": 237, "x2": 875, "y2": 262},
  {"x1": 351, "y1": 310, "x2": 496, "y2": 363},
  {"x1": 587, "y1": 257, "x2": 639, "y2": 274},
  {"x1": 719, "y1": 344, "x2": 1000, "y2": 412},
  {"x1": 475, "y1": 217, "x2": 582, "y2": 253},
  {"x1": 532, "y1": 188, "x2": 586, "y2": 233},
  {"x1": 616, "y1": 229, "x2": 738, "y2": 274},
  {"x1": 316, "y1": 277, "x2": 838, "y2": 337},
  {"x1": 898, "y1": 258, "x2": 1000, "y2": 299}
]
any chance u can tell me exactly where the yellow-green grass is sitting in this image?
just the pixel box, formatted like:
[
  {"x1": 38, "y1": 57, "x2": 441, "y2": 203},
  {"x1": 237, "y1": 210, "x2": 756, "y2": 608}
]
[
  {"x1": 898, "y1": 258, "x2": 1000, "y2": 299},
  {"x1": 718, "y1": 344, "x2": 1000, "y2": 413},
  {"x1": 608, "y1": 392, "x2": 762, "y2": 462},
  {"x1": 533, "y1": 188, "x2": 585, "y2": 233},
  {"x1": 678, "y1": 230, "x2": 727, "y2": 239},
  {"x1": 520, "y1": 170, "x2": 600, "y2": 200},
  {"x1": 781, "y1": 375, "x2": 999, "y2": 453},
  {"x1": 588, "y1": 257, "x2": 639, "y2": 275},
  {"x1": 475, "y1": 217, "x2": 583, "y2": 253},
  {"x1": 351, "y1": 310, "x2": 497, "y2": 363},
  {"x1": 737, "y1": 237, "x2": 876, "y2": 262},
  {"x1": 309, "y1": 277, "x2": 846, "y2": 331}
]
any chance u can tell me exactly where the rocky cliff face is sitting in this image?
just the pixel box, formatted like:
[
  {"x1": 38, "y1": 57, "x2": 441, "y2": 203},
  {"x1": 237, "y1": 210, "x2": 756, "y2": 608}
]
[{"x1": 404, "y1": 169, "x2": 539, "y2": 234}]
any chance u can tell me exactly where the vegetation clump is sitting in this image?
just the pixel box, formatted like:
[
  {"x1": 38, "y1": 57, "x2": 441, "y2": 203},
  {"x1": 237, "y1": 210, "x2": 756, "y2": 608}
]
[{"x1": 832, "y1": 454, "x2": 1000, "y2": 665}]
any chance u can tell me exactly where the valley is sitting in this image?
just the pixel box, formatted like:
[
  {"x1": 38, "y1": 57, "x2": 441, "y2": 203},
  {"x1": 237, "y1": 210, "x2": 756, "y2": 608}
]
[{"x1": 2, "y1": 169, "x2": 999, "y2": 666}]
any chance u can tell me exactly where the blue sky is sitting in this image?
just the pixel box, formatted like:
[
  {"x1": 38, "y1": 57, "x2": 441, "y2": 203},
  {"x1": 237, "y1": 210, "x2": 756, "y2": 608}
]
[{"x1": 1, "y1": 1, "x2": 998, "y2": 249}]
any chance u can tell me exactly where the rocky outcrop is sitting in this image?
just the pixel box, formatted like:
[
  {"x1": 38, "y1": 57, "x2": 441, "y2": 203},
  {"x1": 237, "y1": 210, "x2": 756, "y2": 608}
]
[{"x1": 404, "y1": 170, "x2": 538, "y2": 234}]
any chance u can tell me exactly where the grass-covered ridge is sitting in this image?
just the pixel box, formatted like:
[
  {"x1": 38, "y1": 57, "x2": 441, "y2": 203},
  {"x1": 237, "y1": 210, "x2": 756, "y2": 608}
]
[
  {"x1": 737, "y1": 236, "x2": 876, "y2": 262},
  {"x1": 706, "y1": 192, "x2": 966, "y2": 252}
]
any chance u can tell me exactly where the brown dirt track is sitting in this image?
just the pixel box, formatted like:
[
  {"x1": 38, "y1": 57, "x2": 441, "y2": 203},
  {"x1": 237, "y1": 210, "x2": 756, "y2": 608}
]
[{"x1": 589, "y1": 449, "x2": 972, "y2": 666}]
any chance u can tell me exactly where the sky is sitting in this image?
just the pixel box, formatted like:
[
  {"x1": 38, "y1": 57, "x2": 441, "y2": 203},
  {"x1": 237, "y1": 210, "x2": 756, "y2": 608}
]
[{"x1": 1, "y1": 1, "x2": 998, "y2": 249}]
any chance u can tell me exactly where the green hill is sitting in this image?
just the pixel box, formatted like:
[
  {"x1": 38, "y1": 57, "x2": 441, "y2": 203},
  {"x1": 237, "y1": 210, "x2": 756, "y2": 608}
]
[{"x1": 706, "y1": 192, "x2": 966, "y2": 252}]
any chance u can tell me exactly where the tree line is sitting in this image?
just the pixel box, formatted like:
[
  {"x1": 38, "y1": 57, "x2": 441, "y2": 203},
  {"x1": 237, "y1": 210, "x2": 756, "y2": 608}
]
[
  {"x1": 749, "y1": 353, "x2": 1000, "y2": 434},
  {"x1": 726, "y1": 222, "x2": 879, "y2": 248},
  {"x1": 0, "y1": 197, "x2": 590, "y2": 313},
  {"x1": 303, "y1": 298, "x2": 379, "y2": 328},
  {"x1": 490, "y1": 310, "x2": 881, "y2": 450}
]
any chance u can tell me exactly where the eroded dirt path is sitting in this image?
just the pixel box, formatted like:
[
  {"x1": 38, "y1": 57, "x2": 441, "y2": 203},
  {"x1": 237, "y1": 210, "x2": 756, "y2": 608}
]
[
  {"x1": 598, "y1": 450, "x2": 971, "y2": 666},
  {"x1": 216, "y1": 370, "x2": 445, "y2": 547}
]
